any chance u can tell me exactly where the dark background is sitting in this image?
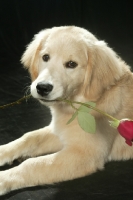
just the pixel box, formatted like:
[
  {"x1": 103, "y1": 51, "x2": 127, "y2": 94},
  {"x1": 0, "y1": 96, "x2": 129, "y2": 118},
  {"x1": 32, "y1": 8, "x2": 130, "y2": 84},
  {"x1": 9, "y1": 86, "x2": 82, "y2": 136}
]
[{"x1": 0, "y1": 0, "x2": 133, "y2": 199}]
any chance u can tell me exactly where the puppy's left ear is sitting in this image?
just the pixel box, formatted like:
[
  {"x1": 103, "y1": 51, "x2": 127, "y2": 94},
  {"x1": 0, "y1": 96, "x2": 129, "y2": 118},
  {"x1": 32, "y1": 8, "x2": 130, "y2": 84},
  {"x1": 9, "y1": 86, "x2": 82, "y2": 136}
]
[
  {"x1": 21, "y1": 29, "x2": 51, "y2": 80},
  {"x1": 84, "y1": 40, "x2": 126, "y2": 101}
]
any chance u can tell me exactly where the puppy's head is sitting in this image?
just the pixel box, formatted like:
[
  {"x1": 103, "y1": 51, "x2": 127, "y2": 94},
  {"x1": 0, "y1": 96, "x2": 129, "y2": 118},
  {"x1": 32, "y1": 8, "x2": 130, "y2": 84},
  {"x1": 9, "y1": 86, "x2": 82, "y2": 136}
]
[{"x1": 21, "y1": 26, "x2": 126, "y2": 105}]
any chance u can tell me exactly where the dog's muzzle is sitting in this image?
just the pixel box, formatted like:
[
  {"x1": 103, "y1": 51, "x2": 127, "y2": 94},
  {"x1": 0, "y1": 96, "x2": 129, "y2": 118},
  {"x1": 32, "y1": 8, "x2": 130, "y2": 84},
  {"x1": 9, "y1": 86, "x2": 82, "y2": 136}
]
[{"x1": 36, "y1": 82, "x2": 53, "y2": 97}]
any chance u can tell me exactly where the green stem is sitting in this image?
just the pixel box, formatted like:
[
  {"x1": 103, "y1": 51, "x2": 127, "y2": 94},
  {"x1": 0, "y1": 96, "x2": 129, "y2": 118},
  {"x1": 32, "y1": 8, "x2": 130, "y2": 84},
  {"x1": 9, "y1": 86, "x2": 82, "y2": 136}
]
[
  {"x1": 61, "y1": 99, "x2": 118, "y2": 121},
  {"x1": 65, "y1": 100, "x2": 77, "y2": 111},
  {"x1": 0, "y1": 94, "x2": 31, "y2": 109},
  {"x1": 0, "y1": 95, "x2": 118, "y2": 123}
]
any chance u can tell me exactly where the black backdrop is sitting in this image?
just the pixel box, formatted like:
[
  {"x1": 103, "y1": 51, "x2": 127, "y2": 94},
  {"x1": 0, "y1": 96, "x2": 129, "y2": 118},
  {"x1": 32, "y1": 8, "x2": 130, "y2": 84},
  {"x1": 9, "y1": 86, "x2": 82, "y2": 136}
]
[
  {"x1": 0, "y1": 0, "x2": 133, "y2": 64},
  {"x1": 0, "y1": 1, "x2": 133, "y2": 200}
]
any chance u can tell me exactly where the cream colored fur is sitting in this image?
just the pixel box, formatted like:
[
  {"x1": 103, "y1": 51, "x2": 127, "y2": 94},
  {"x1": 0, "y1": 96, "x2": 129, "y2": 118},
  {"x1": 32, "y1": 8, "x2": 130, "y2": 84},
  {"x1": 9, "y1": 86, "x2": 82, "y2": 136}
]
[{"x1": 0, "y1": 26, "x2": 133, "y2": 195}]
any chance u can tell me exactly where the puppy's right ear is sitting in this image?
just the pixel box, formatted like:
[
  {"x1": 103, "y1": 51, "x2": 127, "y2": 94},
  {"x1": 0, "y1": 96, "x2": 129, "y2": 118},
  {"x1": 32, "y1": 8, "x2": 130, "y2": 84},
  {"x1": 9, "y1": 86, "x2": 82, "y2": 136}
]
[{"x1": 21, "y1": 29, "x2": 51, "y2": 80}]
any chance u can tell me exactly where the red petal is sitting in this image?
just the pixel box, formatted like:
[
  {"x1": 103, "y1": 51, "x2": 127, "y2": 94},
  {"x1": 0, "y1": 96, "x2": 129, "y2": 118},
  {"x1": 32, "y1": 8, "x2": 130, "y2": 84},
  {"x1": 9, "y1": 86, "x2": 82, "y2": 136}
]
[{"x1": 125, "y1": 139, "x2": 132, "y2": 146}]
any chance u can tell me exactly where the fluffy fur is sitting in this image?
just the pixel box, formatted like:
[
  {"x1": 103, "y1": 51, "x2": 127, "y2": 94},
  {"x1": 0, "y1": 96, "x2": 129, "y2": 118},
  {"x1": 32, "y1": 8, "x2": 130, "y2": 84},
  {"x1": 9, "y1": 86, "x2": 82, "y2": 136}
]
[{"x1": 0, "y1": 26, "x2": 133, "y2": 195}]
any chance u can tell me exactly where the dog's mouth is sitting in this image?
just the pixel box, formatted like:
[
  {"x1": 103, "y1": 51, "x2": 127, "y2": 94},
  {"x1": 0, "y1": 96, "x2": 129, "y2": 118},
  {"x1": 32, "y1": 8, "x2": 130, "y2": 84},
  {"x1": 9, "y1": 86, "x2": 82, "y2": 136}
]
[
  {"x1": 39, "y1": 98, "x2": 62, "y2": 103},
  {"x1": 40, "y1": 99, "x2": 57, "y2": 102},
  {"x1": 39, "y1": 97, "x2": 67, "y2": 104}
]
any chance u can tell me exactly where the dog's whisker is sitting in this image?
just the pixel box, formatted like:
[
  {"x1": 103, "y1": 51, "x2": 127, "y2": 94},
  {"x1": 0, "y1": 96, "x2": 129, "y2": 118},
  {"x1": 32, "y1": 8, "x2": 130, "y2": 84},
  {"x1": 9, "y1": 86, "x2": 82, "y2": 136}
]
[{"x1": 24, "y1": 86, "x2": 31, "y2": 96}]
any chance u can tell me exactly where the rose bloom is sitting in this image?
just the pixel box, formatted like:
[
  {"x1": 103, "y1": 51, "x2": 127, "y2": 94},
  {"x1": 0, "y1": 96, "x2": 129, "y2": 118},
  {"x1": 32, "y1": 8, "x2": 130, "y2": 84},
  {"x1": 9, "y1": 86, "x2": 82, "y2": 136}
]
[
  {"x1": 117, "y1": 119, "x2": 133, "y2": 146},
  {"x1": 110, "y1": 118, "x2": 133, "y2": 146}
]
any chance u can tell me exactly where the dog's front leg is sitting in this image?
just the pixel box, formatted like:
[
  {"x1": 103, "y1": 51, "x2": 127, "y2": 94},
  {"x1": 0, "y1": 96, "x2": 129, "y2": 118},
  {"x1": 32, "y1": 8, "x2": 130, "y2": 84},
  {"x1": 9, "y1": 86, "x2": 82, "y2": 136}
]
[
  {"x1": 0, "y1": 146, "x2": 96, "y2": 195},
  {"x1": 0, "y1": 126, "x2": 62, "y2": 166}
]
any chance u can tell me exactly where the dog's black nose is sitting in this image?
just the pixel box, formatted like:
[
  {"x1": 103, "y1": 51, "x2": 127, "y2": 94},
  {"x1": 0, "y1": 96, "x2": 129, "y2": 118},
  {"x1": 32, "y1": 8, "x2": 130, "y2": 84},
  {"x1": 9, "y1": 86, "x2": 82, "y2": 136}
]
[{"x1": 36, "y1": 82, "x2": 53, "y2": 96}]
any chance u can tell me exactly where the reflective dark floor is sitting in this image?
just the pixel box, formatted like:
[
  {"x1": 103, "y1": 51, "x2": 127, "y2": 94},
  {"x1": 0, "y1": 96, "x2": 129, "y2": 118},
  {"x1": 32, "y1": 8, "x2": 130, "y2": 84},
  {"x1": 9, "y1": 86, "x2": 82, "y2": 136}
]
[{"x1": 0, "y1": 44, "x2": 133, "y2": 200}]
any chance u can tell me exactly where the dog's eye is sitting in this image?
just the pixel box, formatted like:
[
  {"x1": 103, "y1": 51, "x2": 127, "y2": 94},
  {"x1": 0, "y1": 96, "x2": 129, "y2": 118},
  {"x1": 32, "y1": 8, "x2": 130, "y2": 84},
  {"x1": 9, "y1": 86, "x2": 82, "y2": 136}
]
[
  {"x1": 42, "y1": 54, "x2": 50, "y2": 62},
  {"x1": 65, "y1": 61, "x2": 78, "y2": 69}
]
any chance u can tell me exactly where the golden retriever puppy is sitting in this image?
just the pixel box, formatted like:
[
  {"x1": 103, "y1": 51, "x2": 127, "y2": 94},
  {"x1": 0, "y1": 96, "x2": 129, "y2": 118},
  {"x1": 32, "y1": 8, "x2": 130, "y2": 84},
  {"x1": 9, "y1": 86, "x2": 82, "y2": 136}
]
[{"x1": 0, "y1": 26, "x2": 133, "y2": 195}]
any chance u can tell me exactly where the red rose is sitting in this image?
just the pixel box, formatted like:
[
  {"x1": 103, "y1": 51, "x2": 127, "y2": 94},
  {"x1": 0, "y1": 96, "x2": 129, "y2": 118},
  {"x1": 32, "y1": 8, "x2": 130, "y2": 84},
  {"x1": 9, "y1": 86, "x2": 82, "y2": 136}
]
[
  {"x1": 110, "y1": 119, "x2": 133, "y2": 146},
  {"x1": 117, "y1": 119, "x2": 133, "y2": 146}
]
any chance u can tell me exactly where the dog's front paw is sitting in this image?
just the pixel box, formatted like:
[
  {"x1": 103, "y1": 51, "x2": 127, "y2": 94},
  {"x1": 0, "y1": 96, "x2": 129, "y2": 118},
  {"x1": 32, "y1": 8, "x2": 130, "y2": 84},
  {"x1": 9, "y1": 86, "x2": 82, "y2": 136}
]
[
  {"x1": 0, "y1": 146, "x2": 6, "y2": 166},
  {"x1": 0, "y1": 145, "x2": 13, "y2": 167},
  {"x1": 0, "y1": 183, "x2": 8, "y2": 196},
  {"x1": 0, "y1": 172, "x2": 10, "y2": 195}
]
